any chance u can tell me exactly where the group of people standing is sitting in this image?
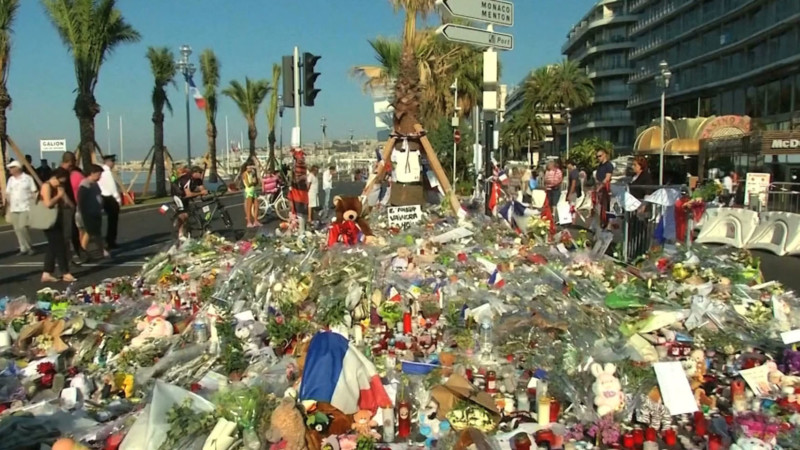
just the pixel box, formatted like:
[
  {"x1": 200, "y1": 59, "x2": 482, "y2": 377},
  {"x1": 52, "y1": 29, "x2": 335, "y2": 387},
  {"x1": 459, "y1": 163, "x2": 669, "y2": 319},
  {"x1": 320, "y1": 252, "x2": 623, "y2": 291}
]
[{"x1": 2, "y1": 151, "x2": 121, "y2": 283}]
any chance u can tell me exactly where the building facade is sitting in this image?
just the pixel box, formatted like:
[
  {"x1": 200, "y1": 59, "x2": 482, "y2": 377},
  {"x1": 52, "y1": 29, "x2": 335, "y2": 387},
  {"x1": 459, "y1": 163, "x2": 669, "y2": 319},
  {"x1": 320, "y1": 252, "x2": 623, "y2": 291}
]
[
  {"x1": 504, "y1": 79, "x2": 565, "y2": 155},
  {"x1": 562, "y1": 0, "x2": 638, "y2": 152},
  {"x1": 628, "y1": 0, "x2": 800, "y2": 131}
]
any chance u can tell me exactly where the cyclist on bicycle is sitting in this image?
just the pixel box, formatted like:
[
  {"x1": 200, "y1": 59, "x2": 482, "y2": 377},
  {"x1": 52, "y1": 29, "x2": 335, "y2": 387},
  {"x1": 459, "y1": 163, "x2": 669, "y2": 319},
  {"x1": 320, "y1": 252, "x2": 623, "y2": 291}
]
[{"x1": 174, "y1": 166, "x2": 208, "y2": 238}]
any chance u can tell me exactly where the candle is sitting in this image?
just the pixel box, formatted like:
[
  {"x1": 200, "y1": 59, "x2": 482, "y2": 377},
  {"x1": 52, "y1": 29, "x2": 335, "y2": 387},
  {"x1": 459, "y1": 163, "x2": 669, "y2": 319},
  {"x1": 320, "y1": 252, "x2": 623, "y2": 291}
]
[
  {"x1": 549, "y1": 399, "x2": 560, "y2": 422},
  {"x1": 353, "y1": 325, "x2": 363, "y2": 344},
  {"x1": 633, "y1": 427, "x2": 644, "y2": 446},
  {"x1": 516, "y1": 392, "x2": 530, "y2": 412},
  {"x1": 644, "y1": 427, "x2": 657, "y2": 442},
  {"x1": 486, "y1": 371, "x2": 498, "y2": 393},
  {"x1": 622, "y1": 432, "x2": 634, "y2": 449},
  {"x1": 693, "y1": 410, "x2": 707, "y2": 437},
  {"x1": 381, "y1": 407, "x2": 395, "y2": 443},
  {"x1": 537, "y1": 397, "x2": 551, "y2": 426},
  {"x1": 663, "y1": 427, "x2": 677, "y2": 446},
  {"x1": 708, "y1": 434, "x2": 722, "y2": 450},
  {"x1": 397, "y1": 401, "x2": 411, "y2": 438},
  {"x1": 402, "y1": 312, "x2": 412, "y2": 334}
]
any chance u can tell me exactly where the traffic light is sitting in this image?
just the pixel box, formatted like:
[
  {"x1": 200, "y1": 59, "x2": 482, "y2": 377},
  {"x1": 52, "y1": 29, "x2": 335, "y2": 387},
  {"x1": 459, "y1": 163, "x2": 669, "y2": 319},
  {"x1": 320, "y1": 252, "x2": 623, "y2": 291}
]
[
  {"x1": 282, "y1": 55, "x2": 295, "y2": 108},
  {"x1": 302, "y1": 52, "x2": 321, "y2": 107}
]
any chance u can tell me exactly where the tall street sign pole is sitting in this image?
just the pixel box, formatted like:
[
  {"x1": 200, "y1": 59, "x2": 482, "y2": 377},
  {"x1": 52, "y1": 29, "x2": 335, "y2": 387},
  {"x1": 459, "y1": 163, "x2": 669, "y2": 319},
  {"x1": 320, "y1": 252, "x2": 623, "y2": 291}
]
[{"x1": 435, "y1": 0, "x2": 513, "y2": 216}]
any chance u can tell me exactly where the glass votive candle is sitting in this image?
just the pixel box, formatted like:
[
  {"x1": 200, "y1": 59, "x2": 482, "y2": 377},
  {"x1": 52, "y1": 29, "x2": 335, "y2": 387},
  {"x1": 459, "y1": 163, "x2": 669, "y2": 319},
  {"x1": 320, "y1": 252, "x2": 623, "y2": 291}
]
[
  {"x1": 644, "y1": 427, "x2": 657, "y2": 442},
  {"x1": 632, "y1": 427, "x2": 644, "y2": 446},
  {"x1": 663, "y1": 427, "x2": 678, "y2": 446},
  {"x1": 622, "y1": 432, "x2": 635, "y2": 449}
]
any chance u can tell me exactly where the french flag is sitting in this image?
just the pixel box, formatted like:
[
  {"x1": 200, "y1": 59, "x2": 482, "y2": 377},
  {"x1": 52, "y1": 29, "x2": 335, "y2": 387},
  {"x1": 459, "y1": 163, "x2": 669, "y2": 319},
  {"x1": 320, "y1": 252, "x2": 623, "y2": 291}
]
[
  {"x1": 488, "y1": 180, "x2": 501, "y2": 215},
  {"x1": 187, "y1": 75, "x2": 206, "y2": 110},
  {"x1": 299, "y1": 332, "x2": 391, "y2": 414},
  {"x1": 488, "y1": 268, "x2": 505, "y2": 289}
]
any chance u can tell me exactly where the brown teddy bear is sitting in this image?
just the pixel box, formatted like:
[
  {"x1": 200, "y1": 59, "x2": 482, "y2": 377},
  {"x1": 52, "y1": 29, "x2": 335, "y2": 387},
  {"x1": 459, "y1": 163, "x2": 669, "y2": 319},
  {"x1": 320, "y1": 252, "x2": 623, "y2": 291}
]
[
  {"x1": 265, "y1": 397, "x2": 308, "y2": 450},
  {"x1": 327, "y1": 196, "x2": 374, "y2": 247}
]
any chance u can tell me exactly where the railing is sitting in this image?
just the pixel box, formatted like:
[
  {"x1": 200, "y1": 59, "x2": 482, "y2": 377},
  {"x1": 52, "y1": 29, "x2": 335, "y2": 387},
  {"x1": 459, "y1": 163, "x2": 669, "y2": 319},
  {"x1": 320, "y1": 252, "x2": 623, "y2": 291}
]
[{"x1": 766, "y1": 183, "x2": 800, "y2": 214}]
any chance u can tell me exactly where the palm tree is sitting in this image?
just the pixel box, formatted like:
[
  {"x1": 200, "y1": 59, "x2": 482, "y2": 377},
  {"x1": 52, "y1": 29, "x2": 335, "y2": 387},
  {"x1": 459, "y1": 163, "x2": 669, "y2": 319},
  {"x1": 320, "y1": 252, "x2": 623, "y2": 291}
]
[
  {"x1": 0, "y1": 0, "x2": 19, "y2": 164},
  {"x1": 351, "y1": 37, "x2": 404, "y2": 93},
  {"x1": 389, "y1": 0, "x2": 436, "y2": 136},
  {"x1": 200, "y1": 49, "x2": 220, "y2": 182},
  {"x1": 265, "y1": 63, "x2": 280, "y2": 170},
  {"x1": 145, "y1": 46, "x2": 176, "y2": 197},
  {"x1": 500, "y1": 105, "x2": 546, "y2": 158},
  {"x1": 222, "y1": 77, "x2": 270, "y2": 158},
  {"x1": 43, "y1": 0, "x2": 140, "y2": 169}
]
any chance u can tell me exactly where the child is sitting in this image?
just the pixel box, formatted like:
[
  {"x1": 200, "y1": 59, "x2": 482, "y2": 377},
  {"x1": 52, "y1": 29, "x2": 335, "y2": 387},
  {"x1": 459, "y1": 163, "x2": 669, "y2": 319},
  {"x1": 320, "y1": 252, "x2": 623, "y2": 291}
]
[{"x1": 243, "y1": 162, "x2": 260, "y2": 228}]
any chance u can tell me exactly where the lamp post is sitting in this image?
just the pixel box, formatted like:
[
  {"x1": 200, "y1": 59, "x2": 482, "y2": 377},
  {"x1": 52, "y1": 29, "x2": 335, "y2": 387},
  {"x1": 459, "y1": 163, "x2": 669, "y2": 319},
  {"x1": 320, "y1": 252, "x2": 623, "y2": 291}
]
[
  {"x1": 564, "y1": 107, "x2": 572, "y2": 160},
  {"x1": 656, "y1": 60, "x2": 672, "y2": 185},
  {"x1": 451, "y1": 78, "x2": 460, "y2": 187},
  {"x1": 321, "y1": 117, "x2": 327, "y2": 152},
  {"x1": 527, "y1": 125, "x2": 532, "y2": 167},
  {"x1": 349, "y1": 129, "x2": 355, "y2": 152},
  {"x1": 176, "y1": 44, "x2": 195, "y2": 167},
  {"x1": 278, "y1": 95, "x2": 284, "y2": 157}
]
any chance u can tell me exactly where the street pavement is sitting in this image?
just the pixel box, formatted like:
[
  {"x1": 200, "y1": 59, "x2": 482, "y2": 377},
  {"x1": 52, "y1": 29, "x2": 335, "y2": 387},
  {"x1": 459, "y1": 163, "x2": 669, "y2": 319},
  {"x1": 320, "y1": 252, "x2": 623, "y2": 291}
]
[
  {"x1": 0, "y1": 182, "x2": 365, "y2": 299},
  {"x1": 1, "y1": 181, "x2": 800, "y2": 298}
]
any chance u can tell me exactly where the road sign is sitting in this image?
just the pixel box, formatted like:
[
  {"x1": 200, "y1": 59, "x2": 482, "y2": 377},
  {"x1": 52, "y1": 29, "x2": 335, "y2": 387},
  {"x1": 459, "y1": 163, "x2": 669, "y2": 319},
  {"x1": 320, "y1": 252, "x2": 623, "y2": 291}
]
[
  {"x1": 437, "y1": 24, "x2": 513, "y2": 51},
  {"x1": 454, "y1": 129, "x2": 461, "y2": 144},
  {"x1": 436, "y1": 0, "x2": 514, "y2": 27}
]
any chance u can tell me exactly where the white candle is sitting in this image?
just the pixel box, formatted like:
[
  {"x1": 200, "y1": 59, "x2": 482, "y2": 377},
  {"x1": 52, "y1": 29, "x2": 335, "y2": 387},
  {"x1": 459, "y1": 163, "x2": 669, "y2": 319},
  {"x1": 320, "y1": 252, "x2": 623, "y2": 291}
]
[
  {"x1": 0, "y1": 330, "x2": 9, "y2": 347},
  {"x1": 353, "y1": 325, "x2": 363, "y2": 344}
]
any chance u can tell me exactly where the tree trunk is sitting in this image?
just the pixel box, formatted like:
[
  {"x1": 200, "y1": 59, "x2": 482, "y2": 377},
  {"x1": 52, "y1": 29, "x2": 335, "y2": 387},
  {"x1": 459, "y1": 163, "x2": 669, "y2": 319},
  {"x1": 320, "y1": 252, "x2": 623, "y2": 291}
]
[
  {"x1": 153, "y1": 111, "x2": 167, "y2": 197},
  {"x1": 267, "y1": 129, "x2": 277, "y2": 170},
  {"x1": 248, "y1": 123, "x2": 257, "y2": 158},
  {"x1": 0, "y1": 86, "x2": 10, "y2": 165},
  {"x1": 207, "y1": 120, "x2": 218, "y2": 183},
  {"x1": 390, "y1": 44, "x2": 425, "y2": 206},
  {"x1": 75, "y1": 93, "x2": 100, "y2": 170}
]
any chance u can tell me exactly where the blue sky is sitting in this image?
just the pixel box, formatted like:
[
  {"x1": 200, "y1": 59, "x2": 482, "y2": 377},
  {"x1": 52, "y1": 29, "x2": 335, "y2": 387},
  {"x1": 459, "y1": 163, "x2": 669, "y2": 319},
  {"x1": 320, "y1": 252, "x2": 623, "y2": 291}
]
[{"x1": 8, "y1": 0, "x2": 595, "y2": 162}]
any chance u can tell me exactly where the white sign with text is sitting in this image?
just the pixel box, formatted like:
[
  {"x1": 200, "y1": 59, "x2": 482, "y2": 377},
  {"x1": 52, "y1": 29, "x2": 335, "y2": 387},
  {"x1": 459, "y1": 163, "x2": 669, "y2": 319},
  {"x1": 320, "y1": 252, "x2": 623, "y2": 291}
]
[
  {"x1": 387, "y1": 205, "x2": 423, "y2": 228},
  {"x1": 39, "y1": 139, "x2": 67, "y2": 153}
]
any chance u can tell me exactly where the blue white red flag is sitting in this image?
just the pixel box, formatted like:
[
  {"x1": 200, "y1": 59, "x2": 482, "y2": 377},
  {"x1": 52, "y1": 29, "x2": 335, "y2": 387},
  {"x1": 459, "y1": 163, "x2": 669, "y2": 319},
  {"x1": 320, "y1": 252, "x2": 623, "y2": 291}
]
[{"x1": 186, "y1": 75, "x2": 206, "y2": 110}]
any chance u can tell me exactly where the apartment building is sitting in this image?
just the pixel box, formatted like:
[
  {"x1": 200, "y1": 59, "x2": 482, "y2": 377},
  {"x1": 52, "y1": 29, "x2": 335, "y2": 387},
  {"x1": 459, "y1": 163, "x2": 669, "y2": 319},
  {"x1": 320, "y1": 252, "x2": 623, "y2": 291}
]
[
  {"x1": 628, "y1": 0, "x2": 800, "y2": 131},
  {"x1": 504, "y1": 78, "x2": 565, "y2": 155},
  {"x1": 562, "y1": 0, "x2": 638, "y2": 152}
]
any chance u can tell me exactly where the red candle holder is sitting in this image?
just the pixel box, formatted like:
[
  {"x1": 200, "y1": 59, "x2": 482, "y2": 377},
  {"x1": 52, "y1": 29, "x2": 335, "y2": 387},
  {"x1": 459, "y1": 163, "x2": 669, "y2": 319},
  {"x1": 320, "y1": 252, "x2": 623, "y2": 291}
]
[
  {"x1": 663, "y1": 427, "x2": 677, "y2": 446},
  {"x1": 708, "y1": 434, "x2": 722, "y2": 450},
  {"x1": 693, "y1": 410, "x2": 707, "y2": 437},
  {"x1": 633, "y1": 427, "x2": 644, "y2": 446},
  {"x1": 622, "y1": 432, "x2": 634, "y2": 449},
  {"x1": 644, "y1": 427, "x2": 657, "y2": 442},
  {"x1": 549, "y1": 399, "x2": 561, "y2": 422}
]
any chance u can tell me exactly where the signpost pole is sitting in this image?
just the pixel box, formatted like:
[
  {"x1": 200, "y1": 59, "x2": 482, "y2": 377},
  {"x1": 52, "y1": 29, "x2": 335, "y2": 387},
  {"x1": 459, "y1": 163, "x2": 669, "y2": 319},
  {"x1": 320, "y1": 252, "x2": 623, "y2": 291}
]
[
  {"x1": 293, "y1": 46, "x2": 301, "y2": 147},
  {"x1": 483, "y1": 24, "x2": 497, "y2": 217}
]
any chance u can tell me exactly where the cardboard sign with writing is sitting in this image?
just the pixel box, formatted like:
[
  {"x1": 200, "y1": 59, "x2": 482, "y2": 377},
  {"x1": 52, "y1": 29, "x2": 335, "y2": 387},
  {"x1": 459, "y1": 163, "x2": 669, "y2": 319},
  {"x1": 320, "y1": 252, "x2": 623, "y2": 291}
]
[{"x1": 388, "y1": 205, "x2": 423, "y2": 228}]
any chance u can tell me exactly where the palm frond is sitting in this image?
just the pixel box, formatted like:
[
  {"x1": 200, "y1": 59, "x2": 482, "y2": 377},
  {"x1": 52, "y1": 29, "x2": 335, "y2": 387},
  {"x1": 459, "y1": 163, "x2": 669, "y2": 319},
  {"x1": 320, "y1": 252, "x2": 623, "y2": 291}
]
[
  {"x1": 223, "y1": 76, "x2": 271, "y2": 124},
  {"x1": 0, "y1": 0, "x2": 19, "y2": 87},
  {"x1": 200, "y1": 49, "x2": 220, "y2": 122},
  {"x1": 145, "y1": 46, "x2": 176, "y2": 116}
]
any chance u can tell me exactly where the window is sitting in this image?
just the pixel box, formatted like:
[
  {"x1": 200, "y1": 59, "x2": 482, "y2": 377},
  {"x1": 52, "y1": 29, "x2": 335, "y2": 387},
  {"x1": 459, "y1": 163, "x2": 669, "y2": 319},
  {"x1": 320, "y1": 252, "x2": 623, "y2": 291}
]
[
  {"x1": 768, "y1": 36, "x2": 780, "y2": 61},
  {"x1": 746, "y1": 86, "x2": 759, "y2": 117},
  {"x1": 794, "y1": 74, "x2": 800, "y2": 111},
  {"x1": 721, "y1": 90, "x2": 734, "y2": 113},
  {"x1": 757, "y1": 85, "x2": 767, "y2": 116},
  {"x1": 733, "y1": 88, "x2": 746, "y2": 114},
  {"x1": 780, "y1": 77, "x2": 792, "y2": 114},
  {"x1": 766, "y1": 81, "x2": 780, "y2": 116}
]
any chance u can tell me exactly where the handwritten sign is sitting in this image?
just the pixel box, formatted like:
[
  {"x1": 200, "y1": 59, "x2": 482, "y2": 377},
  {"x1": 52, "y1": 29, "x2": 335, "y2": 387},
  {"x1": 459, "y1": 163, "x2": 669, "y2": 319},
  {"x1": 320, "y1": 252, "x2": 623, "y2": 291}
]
[
  {"x1": 388, "y1": 205, "x2": 422, "y2": 228},
  {"x1": 744, "y1": 172, "x2": 770, "y2": 207}
]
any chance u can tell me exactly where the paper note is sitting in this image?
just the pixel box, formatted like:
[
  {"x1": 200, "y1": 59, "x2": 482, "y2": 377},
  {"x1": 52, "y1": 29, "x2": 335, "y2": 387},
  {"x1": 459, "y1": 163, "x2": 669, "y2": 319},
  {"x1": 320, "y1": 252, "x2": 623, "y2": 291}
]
[
  {"x1": 653, "y1": 361, "x2": 699, "y2": 415},
  {"x1": 739, "y1": 365, "x2": 771, "y2": 396},
  {"x1": 781, "y1": 329, "x2": 800, "y2": 345}
]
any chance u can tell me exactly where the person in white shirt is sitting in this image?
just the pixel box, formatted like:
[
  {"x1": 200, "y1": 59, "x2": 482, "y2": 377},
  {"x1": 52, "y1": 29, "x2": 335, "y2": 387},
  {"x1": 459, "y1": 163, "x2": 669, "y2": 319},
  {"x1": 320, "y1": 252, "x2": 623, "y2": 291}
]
[
  {"x1": 322, "y1": 165, "x2": 334, "y2": 214},
  {"x1": 3, "y1": 160, "x2": 37, "y2": 255},
  {"x1": 98, "y1": 154, "x2": 121, "y2": 249},
  {"x1": 307, "y1": 166, "x2": 319, "y2": 222}
]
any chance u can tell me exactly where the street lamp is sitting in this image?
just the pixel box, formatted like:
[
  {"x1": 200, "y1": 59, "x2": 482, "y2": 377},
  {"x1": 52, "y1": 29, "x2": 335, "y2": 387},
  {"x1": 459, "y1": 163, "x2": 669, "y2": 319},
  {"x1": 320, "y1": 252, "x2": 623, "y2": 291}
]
[
  {"x1": 564, "y1": 107, "x2": 572, "y2": 160},
  {"x1": 349, "y1": 128, "x2": 354, "y2": 152},
  {"x1": 278, "y1": 95, "x2": 284, "y2": 156},
  {"x1": 527, "y1": 125, "x2": 533, "y2": 167},
  {"x1": 176, "y1": 44, "x2": 196, "y2": 166},
  {"x1": 321, "y1": 117, "x2": 327, "y2": 152},
  {"x1": 656, "y1": 60, "x2": 672, "y2": 185},
  {"x1": 451, "y1": 78, "x2": 460, "y2": 187}
]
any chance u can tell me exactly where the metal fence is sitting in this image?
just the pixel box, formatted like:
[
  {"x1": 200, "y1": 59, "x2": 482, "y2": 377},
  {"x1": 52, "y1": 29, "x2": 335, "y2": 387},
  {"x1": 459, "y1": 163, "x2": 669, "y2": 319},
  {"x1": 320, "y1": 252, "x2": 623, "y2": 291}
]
[
  {"x1": 766, "y1": 182, "x2": 800, "y2": 214},
  {"x1": 612, "y1": 184, "x2": 693, "y2": 263}
]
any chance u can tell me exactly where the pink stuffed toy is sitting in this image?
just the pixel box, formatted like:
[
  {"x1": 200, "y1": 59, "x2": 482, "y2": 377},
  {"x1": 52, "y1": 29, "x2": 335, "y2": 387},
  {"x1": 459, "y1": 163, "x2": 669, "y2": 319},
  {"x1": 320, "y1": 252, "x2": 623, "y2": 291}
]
[
  {"x1": 130, "y1": 303, "x2": 173, "y2": 348},
  {"x1": 592, "y1": 362, "x2": 625, "y2": 417}
]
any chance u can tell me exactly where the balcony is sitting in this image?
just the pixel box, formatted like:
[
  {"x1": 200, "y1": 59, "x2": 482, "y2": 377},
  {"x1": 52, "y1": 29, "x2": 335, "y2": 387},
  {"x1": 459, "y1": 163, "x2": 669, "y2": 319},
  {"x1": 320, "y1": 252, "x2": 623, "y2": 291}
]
[
  {"x1": 586, "y1": 64, "x2": 633, "y2": 79},
  {"x1": 592, "y1": 88, "x2": 631, "y2": 103},
  {"x1": 562, "y1": 13, "x2": 639, "y2": 54},
  {"x1": 630, "y1": 0, "x2": 656, "y2": 13},
  {"x1": 629, "y1": 0, "x2": 692, "y2": 36},
  {"x1": 572, "y1": 38, "x2": 635, "y2": 63}
]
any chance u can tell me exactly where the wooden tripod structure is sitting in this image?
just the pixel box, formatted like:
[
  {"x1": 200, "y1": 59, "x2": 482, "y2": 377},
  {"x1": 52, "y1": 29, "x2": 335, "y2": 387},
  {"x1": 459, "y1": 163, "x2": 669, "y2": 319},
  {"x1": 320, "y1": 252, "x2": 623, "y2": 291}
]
[
  {"x1": 130, "y1": 145, "x2": 175, "y2": 197},
  {"x1": 362, "y1": 123, "x2": 462, "y2": 217}
]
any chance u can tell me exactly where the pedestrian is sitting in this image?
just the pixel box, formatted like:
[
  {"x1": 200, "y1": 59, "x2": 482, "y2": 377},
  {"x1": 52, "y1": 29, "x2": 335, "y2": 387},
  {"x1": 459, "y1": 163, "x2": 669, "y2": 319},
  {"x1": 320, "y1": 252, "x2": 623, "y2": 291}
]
[
  {"x1": 566, "y1": 160, "x2": 582, "y2": 205},
  {"x1": 307, "y1": 165, "x2": 319, "y2": 223},
  {"x1": 322, "y1": 165, "x2": 334, "y2": 214},
  {"x1": 594, "y1": 149, "x2": 615, "y2": 229},
  {"x1": 242, "y1": 160, "x2": 260, "y2": 228},
  {"x1": 543, "y1": 160, "x2": 563, "y2": 214},
  {"x1": 40, "y1": 168, "x2": 76, "y2": 283},
  {"x1": 37, "y1": 159, "x2": 52, "y2": 182},
  {"x1": 3, "y1": 160, "x2": 37, "y2": 255},
  {"x1": 59, "y1": 152, "x2": 86, "y2": 265},
  {"x1": 288, "y1": 148, "x2": 309, "y2": 234},
  {"x1": 99, "y1": 154, "x2": 121, "y2": 249},
  {"x1": 78, "y1": 164, "x2": 107, "y2": 260}
]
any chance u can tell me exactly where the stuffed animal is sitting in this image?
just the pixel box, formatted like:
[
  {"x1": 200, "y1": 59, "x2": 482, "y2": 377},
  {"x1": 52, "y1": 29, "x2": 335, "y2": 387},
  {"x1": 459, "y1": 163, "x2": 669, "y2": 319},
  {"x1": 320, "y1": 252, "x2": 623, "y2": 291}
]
[
  {"x1": 130, "y1": 303, "x2": 173, "y2": 348},
  {"x1": 350, "y1": 410, "x2": 380, "y2": 439},
  {"x1": 591, "y1": 362, "x2": 624, "y2": 417},
  {"x1": 264, "y1": 397, "x2": 307, "y2": 450},
  {"x1": 636, "y1": 387, "x2": 671, "y2": 430},
  {"x1": 327, "y1": 196, "x2": 373, "y2": 247}
]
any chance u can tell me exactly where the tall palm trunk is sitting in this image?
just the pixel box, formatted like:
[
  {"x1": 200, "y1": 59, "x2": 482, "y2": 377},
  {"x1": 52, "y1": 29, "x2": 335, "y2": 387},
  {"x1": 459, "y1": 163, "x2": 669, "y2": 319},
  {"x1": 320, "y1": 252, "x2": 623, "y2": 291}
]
[
  {"x1": 247, "y1": 124, "x2": 257, "y2": 158},
  {"x1": 153, "y1": 111, "x2": 166, "y2": 196},
  {"x1": 207, "y1": 121, "x2": 218, "y2": 182},
  {"x1": 76, "y1": 93, "x2": 100, "y2": 168},
  {"x1": 267, "y1": 130, "x2": 276, "y2": 170},
  {"x1": 0, "y1": 86, "x2": 9, "y2": 163}
]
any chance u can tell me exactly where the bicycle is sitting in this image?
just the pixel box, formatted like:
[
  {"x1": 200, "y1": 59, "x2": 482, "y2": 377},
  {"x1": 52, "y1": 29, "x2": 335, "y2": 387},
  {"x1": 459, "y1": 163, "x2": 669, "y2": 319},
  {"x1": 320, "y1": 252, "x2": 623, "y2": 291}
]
[
  {"x1": 169, "y1": 188, "x2": 234, "y2": 239},
  {"x1": 256, "y1": 185, "x2": 291, "y2": 221}
]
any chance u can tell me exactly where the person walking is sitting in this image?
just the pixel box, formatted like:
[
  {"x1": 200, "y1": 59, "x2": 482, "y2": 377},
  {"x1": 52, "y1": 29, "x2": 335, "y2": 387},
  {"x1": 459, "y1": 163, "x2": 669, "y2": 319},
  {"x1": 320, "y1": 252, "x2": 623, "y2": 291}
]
[
  {"x1": 40, "y1": 168, "x2": 76, "y2": 283},
  {"x1": 543, "y1": 160, "x2": 563, "y2": 215},
  {"x1": 60, "y1": 152, "x2": 86, "y2": 265},
  {"x1": 307, "y1": 166, "x2": 319, "y2": 223},
  {"x1": 78, "y1": 165, "x2": 107, "y2": 260},
  {"x1": 242, "y1": 161, "x2": 260, "y2": 228},
  {"x1": 594, "y1": 149, "x2": 615, "y2": 229},
  {"x1": 99, "y1": 155, "x2": 121, "y2": 249},
  {"x1": 322, "y1": 165, "x2": 334, "y2": 214},
  {"x1": 288, "y1": 148, "x2": 309, "y2": 234},
  {"x1": 3, "y1": 160, "x2": 37, "y2": 255}
]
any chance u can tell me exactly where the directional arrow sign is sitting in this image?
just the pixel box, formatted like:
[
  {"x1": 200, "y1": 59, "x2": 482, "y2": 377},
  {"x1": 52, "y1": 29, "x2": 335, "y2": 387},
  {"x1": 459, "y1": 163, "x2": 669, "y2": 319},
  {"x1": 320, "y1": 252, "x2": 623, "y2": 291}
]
[
  {"x1": 437, "y1": 24, "x2": 514, "y2": 51},
  {"x1": 436, "y1": 0, "x2": 514, "y2": 27}
]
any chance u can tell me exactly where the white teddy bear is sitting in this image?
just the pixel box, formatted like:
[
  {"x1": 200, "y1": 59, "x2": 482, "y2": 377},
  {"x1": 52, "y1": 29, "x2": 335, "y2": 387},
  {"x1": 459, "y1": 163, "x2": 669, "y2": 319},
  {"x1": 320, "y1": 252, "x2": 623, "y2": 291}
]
[{"x1": 591, "y1": 362, "x2": 625, "y2": 417}]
